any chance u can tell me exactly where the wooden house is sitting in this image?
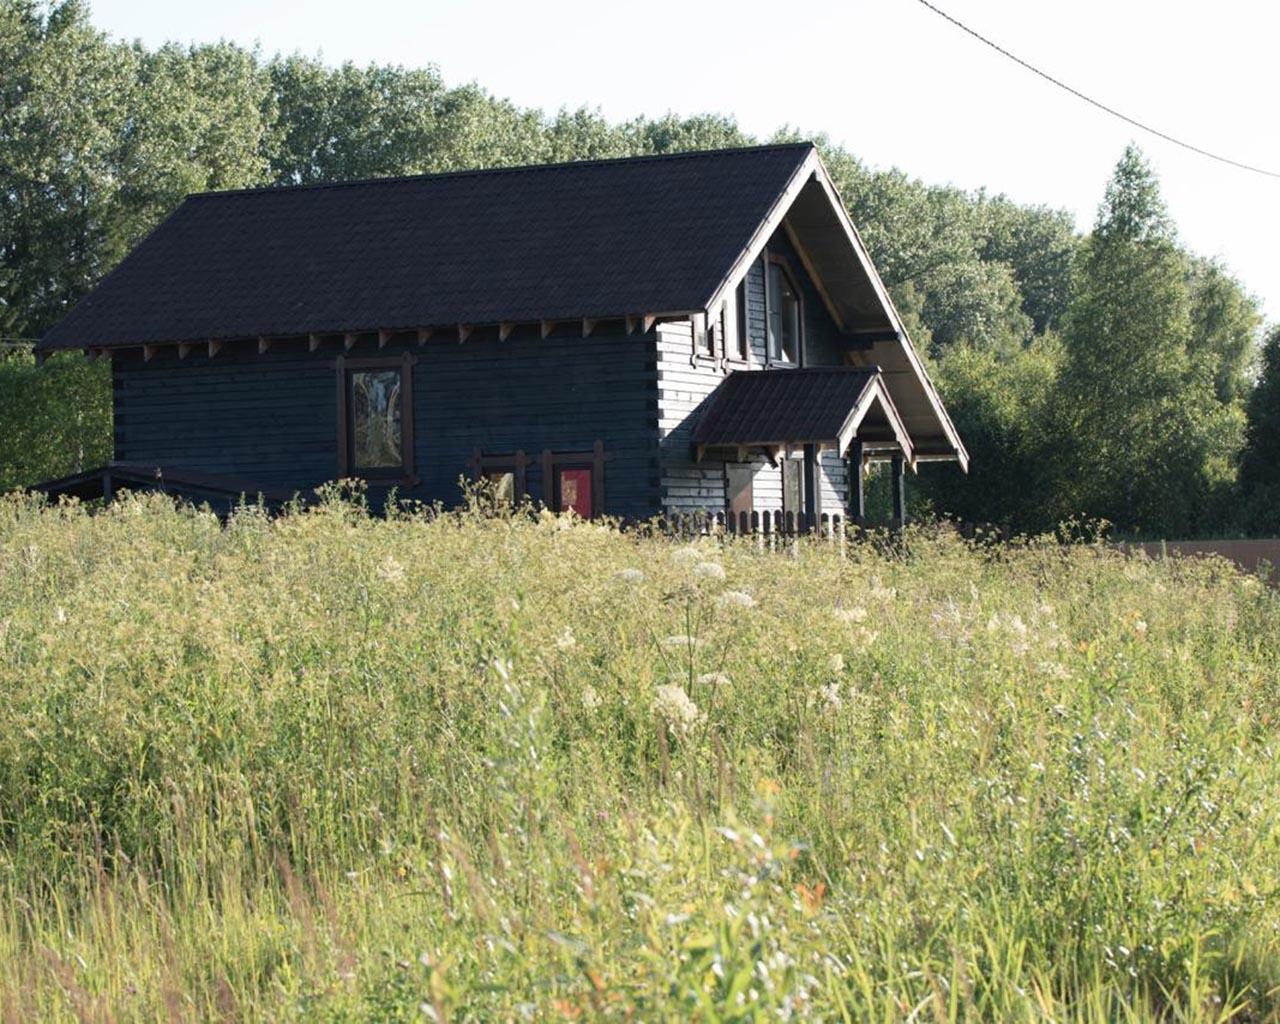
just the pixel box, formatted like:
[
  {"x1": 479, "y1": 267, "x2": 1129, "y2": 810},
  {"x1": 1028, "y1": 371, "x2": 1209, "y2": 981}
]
[{"x1": 32, "y1": 143, "x2": 967, "y2": 522}]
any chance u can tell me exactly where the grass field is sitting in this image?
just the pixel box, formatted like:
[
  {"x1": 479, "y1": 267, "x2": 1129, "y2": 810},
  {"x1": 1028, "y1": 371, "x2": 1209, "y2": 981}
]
[{"x1": 1, "y1": 492, "x2": 1278, "y2": 1022}]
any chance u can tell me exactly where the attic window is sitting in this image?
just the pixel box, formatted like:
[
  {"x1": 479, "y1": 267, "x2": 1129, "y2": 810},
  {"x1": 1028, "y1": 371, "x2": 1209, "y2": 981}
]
[{"x1": 767, "y1": 258, "x2": 802, "y2": 365}]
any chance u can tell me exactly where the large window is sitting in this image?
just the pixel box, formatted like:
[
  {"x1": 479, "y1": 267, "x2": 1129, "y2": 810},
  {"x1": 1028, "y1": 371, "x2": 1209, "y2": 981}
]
[
  {"x1": 337, "y1": 354, "x2": 415, "y2": 481},
  {"x1": 767, "y1": 258, "x2": 802, "y2": 365}
]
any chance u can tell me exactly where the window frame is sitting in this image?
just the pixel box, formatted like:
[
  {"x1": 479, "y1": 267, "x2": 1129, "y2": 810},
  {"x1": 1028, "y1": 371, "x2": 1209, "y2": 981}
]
[
  {"x1": 335, "y1": 352, "x2": 417, "y2": 484},
  {"x1": 468, "y1": 448, "x2": 530, "y2": 506},
  {"x1": 766, "y1": 254, "x2": 804, "y2": 366},
  {"x1": 540, "y1": 440, "x2": 609, "y2": 518},
  {"x1": 734, "y1": 280, "x2": 749, "y2": 362}
]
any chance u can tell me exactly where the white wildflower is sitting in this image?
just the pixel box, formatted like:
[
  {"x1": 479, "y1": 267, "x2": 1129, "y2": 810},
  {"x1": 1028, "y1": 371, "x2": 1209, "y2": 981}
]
[
  {"x1": 851, "y1": 626, "x2": 879, "y2": 651},
  {"x1": 54, "y1": 606, "x2": 68, "y2": 625},
  {"x1": 1133, "y1": 619, "x2": 1148, "y2": 638},
  {"x1": 697, "y1": 671, "x2": 731, "y2": 687},
  {"x1": 662, "y1": 634, "x2": 701, "y2": 650},
  {"x1": 868, "y1": 582, "x2": 896, "y2": 604},
  {"x1": 1037, "y1": 660, "x2": 1071, "y2": 681},
  {"x1": 827, "y1": 653, "x2": 845, "y2": 674},
  {"x1": 819, "y1": 682, "x2": 842, "y2": 710},
  {"x1": 653, "y1": 684, "x2": 705, "y2": 736},
  {"x1": 377, "y1": 556, "x2": 406, "y2": 584},
  {"x1": 834, "y1": 606, "x2": 867, "y2": 624},
  {"x1": 555, "y1": 628, "x2": 577, "y2": 651},
  {"x1": 613, "y1": 568, "x2": 645, "y2": 585},
  {"x1": 716, "y1": 590, "x2": 755, "y2": 610},
  {"x1": 693, "y1": 561, "x2": 726, "y2": 582},
  {"x1": 581, "y1": 685, "x2": 601, "y2": 711},
  {"x1": 670, "y1": 545, "x2": 705, "y2": 566}
]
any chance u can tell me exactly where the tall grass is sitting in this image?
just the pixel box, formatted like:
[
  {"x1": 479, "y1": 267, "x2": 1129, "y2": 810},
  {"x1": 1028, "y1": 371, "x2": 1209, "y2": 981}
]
[{"x1": 1, "y1": 492, "x2": 1278, "y2": 1021}]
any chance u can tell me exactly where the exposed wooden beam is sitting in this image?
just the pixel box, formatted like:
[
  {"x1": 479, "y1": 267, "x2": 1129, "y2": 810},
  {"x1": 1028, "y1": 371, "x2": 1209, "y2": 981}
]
[
  {"x1": 457, "y1": 323, "x2": 472, "y2": 344},
  {"x1": 308, "y1": 333, "x2": 322, "y2": 353},
  {"x1": 625, "y1": 316, "x2": 637, "y2": 335},
  {"x1": 208, "y1": 339, "x2": 223, "y2": 358},
  {"x1": 177, "y1": 342, "x2": 194, "y2": 360},
  {"x1": 417, "y1": 327, "x2": 433, "y2": 345},
  {"x1": 582, "y1": 318, "x2": 598, "y2": 338},
  {"x1": 782, "y1": 220, "x2": 846, "y2": 332},
  {"x1": 378, "y1": 329, "x2": 391, "y2": 348},
  {"x1": 257, "y1": 336, "x2": 272, "y2": 355},
  {"x1": 343, "y1": 332, "x2": 357, "y2": 351},
  {"x1": 847, "y1": 328, "x2": 900, "y2": 345},
  {"x1": 642, "y1": 315, "x2": 656, "y2": 334},
  {"x1": 498, "y1": 321, "x2": 516, "y2": 342},
  {"x1": 143, "y1": 344, "x2": 158, "y2": 363},
  {"x1": 540, "y1": 320, "x2": 557, "y2": 339}
]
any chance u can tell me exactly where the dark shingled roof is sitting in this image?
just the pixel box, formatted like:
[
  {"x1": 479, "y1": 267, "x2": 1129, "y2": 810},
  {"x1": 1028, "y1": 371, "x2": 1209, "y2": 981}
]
[
  {"x1": 691, "y1": 367, "x2": 881, "y2": 447},
  {"x1": 38, "y1": 143, "x2": 815, "y2": 351}
]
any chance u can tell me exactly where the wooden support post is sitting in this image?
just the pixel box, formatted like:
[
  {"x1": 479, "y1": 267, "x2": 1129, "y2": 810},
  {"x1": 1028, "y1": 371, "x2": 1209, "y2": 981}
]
[
  {"x1": 847, "y1": 440, "x2": 865, "y2": 526},
  {"x1": 802, "y1": 443, "x2": 820, "y2": 533},
  {"x1": 891, "y1": 452, "x2": 906, "y2": 532}
]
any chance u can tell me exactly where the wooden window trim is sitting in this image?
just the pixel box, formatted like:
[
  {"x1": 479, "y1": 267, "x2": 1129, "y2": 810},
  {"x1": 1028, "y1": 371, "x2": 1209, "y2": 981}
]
[
  {"x1": 733, "y1": 280, "x2": 749, "y2": 363},
  {"x1": 539, "y1": 440, "x2": 610, "y2": 518},
  {"x1": 335, "y1": 352, "x2": 418, "y2": 485},
  {"x1": 467, "y1": 448, "x2": 530, "y2": 502},
  {"x1": 766, "y1": 253, "x2": 804, "y2": 367}
]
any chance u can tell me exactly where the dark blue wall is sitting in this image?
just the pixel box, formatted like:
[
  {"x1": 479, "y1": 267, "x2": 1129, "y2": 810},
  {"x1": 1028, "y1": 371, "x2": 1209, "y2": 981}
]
[{"x1": 113, "y1": 324, "x2": 660, "y2": 517}]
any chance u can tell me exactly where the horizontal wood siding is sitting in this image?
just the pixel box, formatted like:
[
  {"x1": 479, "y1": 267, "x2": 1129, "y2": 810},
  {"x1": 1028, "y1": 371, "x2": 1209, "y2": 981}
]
[{"x1": 113, "y1": 325, "x2": 659, "y2": 517}]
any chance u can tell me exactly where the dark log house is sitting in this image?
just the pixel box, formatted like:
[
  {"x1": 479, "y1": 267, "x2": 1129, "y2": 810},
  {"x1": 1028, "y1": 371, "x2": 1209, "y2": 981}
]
[{"x1": 32, "y1": 143, "x2": 967, "y2": 522}]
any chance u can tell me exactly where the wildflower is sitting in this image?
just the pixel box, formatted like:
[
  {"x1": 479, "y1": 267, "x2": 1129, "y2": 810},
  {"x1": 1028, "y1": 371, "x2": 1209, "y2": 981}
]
[
  {"x1": 716, "y1": 590, "x2": 755, "y2": 610},
  {"x1": 819, "y1": 681, "x2": 842, "y2": 710},
  {"x1": 377, "y1": 556, "x2": 406, "y2": 584},
  {"x1": 613, "y1": 568, "x2": 645, "y2": 585},
  {"x1": 868, "y1": 582, "x2": 896, "y2": 604},
  {"x1": 661, "y1": 634, "x2": 700, "y2": 650},
  {"x1": 851, "y1": 627, "x2": 879, "y2": 651},
  {"x1": 653, "y1": 684, "x2": 705, "y2": 735},
  {"x1": 581, "y1": 685, "x2": 601, "y2": 711},
  {"x1": 834, "y1": 606, "x2": 867, "y2": 624},
  {"x1": 827, "y1": 652, "x2": 845, "y2": 674},
  {"x1": 697, "y1": 671, "x2": 730, "y2": 687},
  {"x1": 693, "y1": 561, "x2": 726, "y2": 582},
  {"x1": 54, "y1": 606, "x2": 68, "y2": 625},
  {"x1": 670, "y1": 545, "x2": 705, "y2": 566},
  {"x1": 1133, "y1": 619, "x2": 1148, "y2": 639},
  {"x1": 555, "y1": 628, "x2": 577, "y2": 651}
]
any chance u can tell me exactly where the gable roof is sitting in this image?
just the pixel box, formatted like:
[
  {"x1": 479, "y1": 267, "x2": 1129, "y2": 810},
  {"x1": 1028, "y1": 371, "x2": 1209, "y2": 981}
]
[
  {"x1": 691, "y1": 367, "x2": 912, "y2": 462},
  {"x1": 37, "y1": 143, "x2": 815, "y2": 351}
]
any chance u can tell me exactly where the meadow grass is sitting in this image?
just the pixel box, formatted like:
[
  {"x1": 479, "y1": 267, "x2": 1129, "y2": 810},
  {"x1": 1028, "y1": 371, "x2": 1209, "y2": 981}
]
[{"x1": 1, "y1": 492, "x2": 1278, "y2": 1021}]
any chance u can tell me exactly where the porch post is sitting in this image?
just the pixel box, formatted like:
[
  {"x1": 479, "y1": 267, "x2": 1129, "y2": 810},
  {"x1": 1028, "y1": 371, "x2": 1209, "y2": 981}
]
[
  {"x1": 891, "y1": 453, "x2": 906, "y2": 531},
  {"x1": 846, "y1": 440, "x2": 865, "y2": 526},
  {"x1": 802, "y1": 443, "x2": 819, "y2": 532}
]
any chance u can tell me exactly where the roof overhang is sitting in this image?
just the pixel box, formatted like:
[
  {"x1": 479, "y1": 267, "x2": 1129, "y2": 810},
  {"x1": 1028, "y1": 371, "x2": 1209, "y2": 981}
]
[{"x1": 701, "y1": 149, "x2": 968, "y2": 472}]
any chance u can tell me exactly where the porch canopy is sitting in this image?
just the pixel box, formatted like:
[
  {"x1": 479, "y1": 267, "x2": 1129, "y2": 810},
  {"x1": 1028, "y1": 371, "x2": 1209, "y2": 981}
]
[{"x1": 690, "y1": 366, "x2": 912, "y2": 464}]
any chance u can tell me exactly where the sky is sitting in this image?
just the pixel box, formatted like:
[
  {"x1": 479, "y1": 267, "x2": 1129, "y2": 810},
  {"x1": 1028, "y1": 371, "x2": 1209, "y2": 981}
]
[{"x1": 88, "y1": 0, "x2": 1280, "y2": 321}]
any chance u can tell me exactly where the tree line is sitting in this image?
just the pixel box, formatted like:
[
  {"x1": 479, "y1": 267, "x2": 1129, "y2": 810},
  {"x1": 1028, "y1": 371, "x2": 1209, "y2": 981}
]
[{"x1": 2, "y1": 0, "x2": 1276, "y2": 535}]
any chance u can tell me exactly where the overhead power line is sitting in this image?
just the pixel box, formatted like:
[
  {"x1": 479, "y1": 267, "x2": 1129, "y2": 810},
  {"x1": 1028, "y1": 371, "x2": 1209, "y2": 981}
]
[{"x1": 914, "y1": 0, "x2": 1280, "y2": 180}]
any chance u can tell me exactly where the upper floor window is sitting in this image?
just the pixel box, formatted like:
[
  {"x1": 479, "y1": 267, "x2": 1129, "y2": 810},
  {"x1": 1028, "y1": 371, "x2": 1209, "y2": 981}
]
[
  {"x1": 337, "y1": 353, "x2": 416, "y2": 481},
  {"x1": 767, "y1": 258, "x2": 802, "y2": 365},
  {"x1": 735, "y1": 281, "x2": 749, "y2": 361}
]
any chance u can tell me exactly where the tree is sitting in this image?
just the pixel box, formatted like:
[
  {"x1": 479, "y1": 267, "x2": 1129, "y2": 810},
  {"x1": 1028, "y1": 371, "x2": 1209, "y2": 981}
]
[
  {"x1": 1237, "y1": 326, "x2": 1280, "y2": 534},
  {"x1": 1053, "y1": 145, "x2": 1241, "y2": 535}
]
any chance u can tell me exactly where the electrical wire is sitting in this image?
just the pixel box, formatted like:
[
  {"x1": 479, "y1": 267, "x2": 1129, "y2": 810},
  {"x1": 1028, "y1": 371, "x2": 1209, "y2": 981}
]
[{"x1": 914, "y1": 0, "x2": 1280, "y2": 179}]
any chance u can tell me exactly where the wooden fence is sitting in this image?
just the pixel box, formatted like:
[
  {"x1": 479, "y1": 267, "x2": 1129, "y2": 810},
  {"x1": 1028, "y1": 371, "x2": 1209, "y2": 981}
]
[{"x1": 661, "y1": 509, "x2": 852, "y2": 541}]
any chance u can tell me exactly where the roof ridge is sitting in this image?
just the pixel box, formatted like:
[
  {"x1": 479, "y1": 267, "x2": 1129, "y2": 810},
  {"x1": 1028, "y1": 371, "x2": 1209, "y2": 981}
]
[{"x1": 187, "y1": 141, "x2": 817, "y2": 200}]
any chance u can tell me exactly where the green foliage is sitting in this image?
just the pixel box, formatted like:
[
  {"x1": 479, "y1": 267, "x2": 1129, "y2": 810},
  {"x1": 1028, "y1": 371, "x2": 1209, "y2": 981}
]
[
  {"x1": 1238, "y1": 326, "x2": 1280, "y2": 534},
  {"x1": 0, "y1": 349, "x2": 110, "y2": 491},
  {"x1": 2, "y1": 499, "x2": 1279, "y2": 1019},
  {"x1": 1052, "y1": 146, "x2": 1245, "y2": 537}
]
